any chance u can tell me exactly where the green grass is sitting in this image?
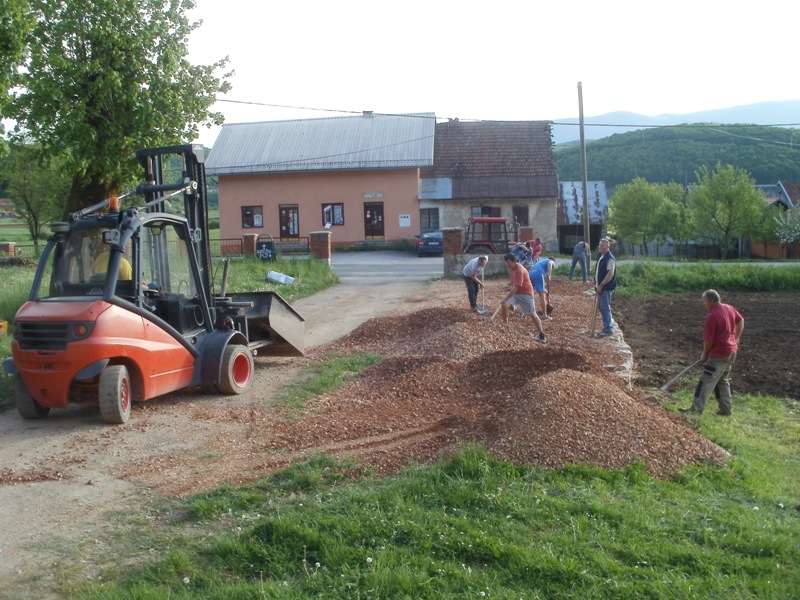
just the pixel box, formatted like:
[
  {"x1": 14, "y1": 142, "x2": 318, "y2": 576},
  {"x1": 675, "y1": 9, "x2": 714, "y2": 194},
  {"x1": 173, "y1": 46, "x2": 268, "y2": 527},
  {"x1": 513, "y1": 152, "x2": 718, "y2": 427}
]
[
  {"x1": 615, "y1": 262, "x2": 800, "y2": 296},
  {"x1": 70, "y1": 391, "x2": 799, "y2": 599},
  {"x1": 274, "y1": 353, "x2": 382, "y2": 415},
  {"x1": 211, "y1": 256, "x2": 339, "y2": 304},
  {"x1": 0, "y1": 219, "x2": 47, "y2": 245}
]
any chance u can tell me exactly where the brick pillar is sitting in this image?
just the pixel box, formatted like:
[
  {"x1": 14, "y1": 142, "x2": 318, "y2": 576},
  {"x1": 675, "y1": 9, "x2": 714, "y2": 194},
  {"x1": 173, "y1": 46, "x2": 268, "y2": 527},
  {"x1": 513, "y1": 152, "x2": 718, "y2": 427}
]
[
  {"x1": 443, "y1": 228, "x2": 463, "y2": 254},
  {"x1": 519, "y1": 226, "x2": 534, "y2": 243},
  {"x1": 242, "y1": 234, "x2": 257, "y2": 258},
  {"x1": 310, "y1": 231, "x2": 332, "y2": 264}
]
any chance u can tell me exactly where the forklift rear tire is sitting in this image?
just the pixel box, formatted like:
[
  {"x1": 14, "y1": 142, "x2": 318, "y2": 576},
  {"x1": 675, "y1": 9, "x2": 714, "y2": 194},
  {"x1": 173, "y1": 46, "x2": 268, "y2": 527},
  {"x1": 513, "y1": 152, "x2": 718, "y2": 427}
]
[
  {"x1": 15, "y1": 377, "x2": 50, "y2": 419},
  {"x1": 218, "y1": 344, "x2": 254, "y2": 395},
  {"x1": 99, "y1": 365, "x2": 132, "y2": 424}
]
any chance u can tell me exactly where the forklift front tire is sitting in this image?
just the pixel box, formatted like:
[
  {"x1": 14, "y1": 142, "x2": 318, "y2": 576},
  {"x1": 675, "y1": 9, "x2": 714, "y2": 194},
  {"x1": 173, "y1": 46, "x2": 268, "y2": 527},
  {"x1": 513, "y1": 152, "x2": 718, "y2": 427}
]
[
  {"x1": 99, "y1": 365, "x2": 132, "y2": 424},
  {"x1": 15, "y1": 377, "x2": 50, "y2": 420},
  {"x1": 218, "y1": 344, "x2": 254, "y2": 395}
]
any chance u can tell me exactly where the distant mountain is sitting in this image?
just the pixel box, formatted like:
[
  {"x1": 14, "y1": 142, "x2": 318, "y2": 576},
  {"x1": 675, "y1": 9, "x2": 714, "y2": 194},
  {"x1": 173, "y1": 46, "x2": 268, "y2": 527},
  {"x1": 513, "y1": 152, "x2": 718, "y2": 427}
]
[{"x1": 551, "y1": 100, "x2": 800, "y2": 146}]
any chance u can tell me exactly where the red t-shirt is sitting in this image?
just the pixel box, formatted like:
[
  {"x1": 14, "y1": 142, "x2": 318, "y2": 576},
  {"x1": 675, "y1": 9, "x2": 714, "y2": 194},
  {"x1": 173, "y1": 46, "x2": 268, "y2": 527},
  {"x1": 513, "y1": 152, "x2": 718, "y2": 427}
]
[
  {"x1": 704, "y1": 303, "x2": 743, "y2": 358},
  {"x1": 511, "y1": 262, "x2": 534, "y2": 295}
]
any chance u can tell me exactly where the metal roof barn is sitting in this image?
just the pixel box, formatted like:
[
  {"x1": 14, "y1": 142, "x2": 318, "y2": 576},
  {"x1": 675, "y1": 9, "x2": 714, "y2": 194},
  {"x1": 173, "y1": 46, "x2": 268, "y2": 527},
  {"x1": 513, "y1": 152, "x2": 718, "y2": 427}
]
[{"x1": 206, "y1": 112, "x2": 436, "y2": 175}]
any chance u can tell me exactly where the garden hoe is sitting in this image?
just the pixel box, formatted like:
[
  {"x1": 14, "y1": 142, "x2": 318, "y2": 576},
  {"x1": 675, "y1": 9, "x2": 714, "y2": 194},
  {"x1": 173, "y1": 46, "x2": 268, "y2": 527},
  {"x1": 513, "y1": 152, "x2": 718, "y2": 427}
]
[
  {"x1": 660, "y1": 360, "x2": 701, "y2": 391},
  {"x1": 589, "y1": 293, "x2": 599, "y2": 336}
]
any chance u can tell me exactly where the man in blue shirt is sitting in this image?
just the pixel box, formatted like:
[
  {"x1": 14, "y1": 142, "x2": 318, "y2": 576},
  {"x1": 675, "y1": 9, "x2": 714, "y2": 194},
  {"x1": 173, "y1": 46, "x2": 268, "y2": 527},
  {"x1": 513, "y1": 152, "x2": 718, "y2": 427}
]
[{"x1": 529, "y1": 256, "x2": 555, "y2": 320}]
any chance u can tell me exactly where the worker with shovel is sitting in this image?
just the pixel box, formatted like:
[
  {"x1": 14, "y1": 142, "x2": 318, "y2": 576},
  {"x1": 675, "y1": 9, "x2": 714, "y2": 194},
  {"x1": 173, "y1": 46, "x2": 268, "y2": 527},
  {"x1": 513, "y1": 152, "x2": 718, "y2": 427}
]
[
  {"x1": 500, "y1": 253, "x2": 547, "y2": 344},
  {"x1": 529, "y1": 256, "x2": 556, "y2": 321},
  {"x1": 462, "y1": 255, "x2": 488, "y2": 312},
  {"x1": 679, "y1": 289, "x2": 744, "y2": 416}
]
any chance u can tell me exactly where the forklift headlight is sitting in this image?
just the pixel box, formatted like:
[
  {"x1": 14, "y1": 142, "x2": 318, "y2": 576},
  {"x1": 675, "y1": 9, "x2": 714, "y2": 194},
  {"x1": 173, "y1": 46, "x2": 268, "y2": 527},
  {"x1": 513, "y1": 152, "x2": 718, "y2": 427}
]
[{"x1": 73, "y1": 323, "x2": 90, "y2": 338}]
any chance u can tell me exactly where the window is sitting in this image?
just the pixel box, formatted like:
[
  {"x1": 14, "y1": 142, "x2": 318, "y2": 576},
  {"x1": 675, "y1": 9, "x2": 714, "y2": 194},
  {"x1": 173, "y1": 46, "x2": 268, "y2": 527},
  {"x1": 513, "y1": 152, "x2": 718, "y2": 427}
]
[
  {"x1": 241, "y1": 205, "x2": 263, "y2": 228},
  {"x1": 471, "y1": 206, "x2": 501, "y2": 218},
  {"x1": 512, "y1": 205, "x2": 529, "y2": 227},
  {"x1": 419, "y1": 208, "x2": 439, "y2": 231},
  {"x1": 322, "y1": 203, "x2": 345, "y2": 227}
]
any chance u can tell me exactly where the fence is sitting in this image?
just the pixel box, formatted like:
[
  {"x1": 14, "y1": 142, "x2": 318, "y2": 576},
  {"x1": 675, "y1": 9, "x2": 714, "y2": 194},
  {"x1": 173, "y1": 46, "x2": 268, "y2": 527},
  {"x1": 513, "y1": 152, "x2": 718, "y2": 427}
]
[
  {"x1": 274, "y1": 237, "x2": 310, "y2": 256},
  {"x1": 8, "y1": 236, "x2": 309, "y2": 261}
]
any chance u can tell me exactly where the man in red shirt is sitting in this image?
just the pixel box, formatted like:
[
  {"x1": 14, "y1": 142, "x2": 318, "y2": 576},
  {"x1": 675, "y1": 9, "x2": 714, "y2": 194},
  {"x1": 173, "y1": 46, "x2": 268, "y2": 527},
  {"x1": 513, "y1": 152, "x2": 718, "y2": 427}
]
[
  {"x1": 680, "y1": 289, "x2": 744, "y2": 416},
  {"x1": 500, "y1": 253, "x2": 547, "y2": 343}
]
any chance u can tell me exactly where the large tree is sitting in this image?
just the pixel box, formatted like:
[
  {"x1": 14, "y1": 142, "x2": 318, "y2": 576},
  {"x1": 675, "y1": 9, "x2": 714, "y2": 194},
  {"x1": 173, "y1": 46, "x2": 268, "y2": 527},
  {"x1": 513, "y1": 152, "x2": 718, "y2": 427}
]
[
  {"x1": 651, "y1": 182, "x2": 693, "y2": 255},
  {"x1": 687, "y1": 163, "x2": 763, "y2": 259},
  {"x1": 7, "y1": 0, "x2": 231, "y2": 215},
  {"x1": 0, "y1": 0, "x2": 35, "y2": 146},
  {"x1": 607, "y1": 177, "x2": 665, "y2": 255},
  {"x1": 4, "y1": 143, "x2": 71, "y2": 254}
]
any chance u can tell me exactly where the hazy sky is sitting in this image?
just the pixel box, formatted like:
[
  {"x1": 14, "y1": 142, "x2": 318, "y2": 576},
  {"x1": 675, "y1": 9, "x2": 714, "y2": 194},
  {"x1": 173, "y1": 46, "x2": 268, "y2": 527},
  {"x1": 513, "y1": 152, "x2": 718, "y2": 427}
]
[{"x1": 188, "y1": 0, "x2": 799, "y2": 147}]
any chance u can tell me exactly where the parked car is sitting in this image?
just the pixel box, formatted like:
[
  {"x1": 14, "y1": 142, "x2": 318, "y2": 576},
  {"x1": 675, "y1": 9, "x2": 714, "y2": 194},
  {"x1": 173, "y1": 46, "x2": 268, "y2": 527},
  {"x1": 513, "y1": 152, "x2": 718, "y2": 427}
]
[{"x1": 416, "y1": 230, "x2": 443, "y2": 256}]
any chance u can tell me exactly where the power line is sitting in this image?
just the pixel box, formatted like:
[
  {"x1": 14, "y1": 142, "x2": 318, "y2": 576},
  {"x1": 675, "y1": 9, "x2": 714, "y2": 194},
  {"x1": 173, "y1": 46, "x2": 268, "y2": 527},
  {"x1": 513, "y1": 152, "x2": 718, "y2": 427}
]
[{"x1": 217, "y1": 97, "x2": 800, "y2": 130}]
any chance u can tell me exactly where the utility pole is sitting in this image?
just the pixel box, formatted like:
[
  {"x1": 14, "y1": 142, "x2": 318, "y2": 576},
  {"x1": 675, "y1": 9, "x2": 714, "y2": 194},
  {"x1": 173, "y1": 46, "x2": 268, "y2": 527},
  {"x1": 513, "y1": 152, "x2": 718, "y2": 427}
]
[{"x1": 578, "y1": 82, "x2": 590, "y2": 252}]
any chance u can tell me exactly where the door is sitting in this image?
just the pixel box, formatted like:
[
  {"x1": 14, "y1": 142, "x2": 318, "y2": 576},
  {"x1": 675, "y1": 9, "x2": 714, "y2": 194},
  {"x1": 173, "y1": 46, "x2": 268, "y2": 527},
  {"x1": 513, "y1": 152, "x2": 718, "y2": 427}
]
[
  {"x1": 279, "y1": 205, "x2": 299, "y2": 240},
  {"x1": 364, "y1": 202, "x2": 384, "y2": 239}
]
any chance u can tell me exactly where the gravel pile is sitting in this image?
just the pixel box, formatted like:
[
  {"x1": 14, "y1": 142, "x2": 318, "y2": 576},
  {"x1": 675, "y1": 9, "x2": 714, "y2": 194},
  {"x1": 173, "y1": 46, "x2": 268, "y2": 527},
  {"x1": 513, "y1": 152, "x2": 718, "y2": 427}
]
[{"x1": 264, "y1": 278, "x2": 726, "y2": 478}]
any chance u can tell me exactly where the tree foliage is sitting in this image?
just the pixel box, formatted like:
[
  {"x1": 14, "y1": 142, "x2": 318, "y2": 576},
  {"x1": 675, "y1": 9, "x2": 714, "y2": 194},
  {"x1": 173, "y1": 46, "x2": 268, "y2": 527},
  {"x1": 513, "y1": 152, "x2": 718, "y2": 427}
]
[
  {"x1": 773, "y1": 209, "x2": 800, "y2": 245},
  {"x1": 607, "y1": 178, "x2": 665, "y2": 254},
  {"x1": 687, "y1": 163, "x2": 763, "y2": 258},
  {"x1": 4, "y1": 144, "x2": 71, "y2": 254},
  {"x1": 554, "y1": 125, "x2": 800, "y2": 189},
  {"x1": 6, "y1": 0, "x2": 231, "y2": 214},
  {"x1": 652, "y1": 182, "x2": 692, "y2": 250},
  {"x1": 0, "y1": 0, "x2": 35, "y2": 147}
]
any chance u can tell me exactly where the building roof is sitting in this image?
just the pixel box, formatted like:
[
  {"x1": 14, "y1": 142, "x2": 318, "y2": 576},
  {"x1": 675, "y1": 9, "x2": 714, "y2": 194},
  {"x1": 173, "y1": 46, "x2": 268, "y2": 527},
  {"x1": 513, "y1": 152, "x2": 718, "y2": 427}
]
[
  {"x1": 206, "y1": 112, "x2": 436, "y2": 175},
  {"x1": 779, "y1": 180, "x2": 799, "y2": 209},
  {"x1": 758, "y1": 180, "x2": 797, "y2": 209},
  {"x1": 427, "y1": 119, "x2": 555, "y2": 178},
  {"x1": 420, "y1": 120, "x2": 558, "y2": 200}
]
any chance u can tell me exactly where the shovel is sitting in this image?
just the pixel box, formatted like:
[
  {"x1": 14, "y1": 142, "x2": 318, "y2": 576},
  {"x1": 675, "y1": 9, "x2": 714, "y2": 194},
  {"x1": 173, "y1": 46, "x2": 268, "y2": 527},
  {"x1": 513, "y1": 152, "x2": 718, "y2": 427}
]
[
  {"x1": 476, "y1": 268, "x2": 488, "y2": 313},
  {"x1": 660, "y1": 360, "x2": 701, "y2": 391}
]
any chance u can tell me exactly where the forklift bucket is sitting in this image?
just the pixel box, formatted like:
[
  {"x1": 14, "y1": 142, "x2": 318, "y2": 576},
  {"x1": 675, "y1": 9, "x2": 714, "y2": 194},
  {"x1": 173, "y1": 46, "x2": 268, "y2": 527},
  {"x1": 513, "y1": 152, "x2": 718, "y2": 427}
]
[{"x1": 228, "y1": 291, "x2": 305, "y2": 356}]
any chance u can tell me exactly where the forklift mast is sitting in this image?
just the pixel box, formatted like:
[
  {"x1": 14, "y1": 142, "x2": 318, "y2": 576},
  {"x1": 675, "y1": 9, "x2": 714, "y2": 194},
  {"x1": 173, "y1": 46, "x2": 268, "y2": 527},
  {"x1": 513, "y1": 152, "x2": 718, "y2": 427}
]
[{"x1": 135, "y1": 144, "x2": 213, "y2": 305}]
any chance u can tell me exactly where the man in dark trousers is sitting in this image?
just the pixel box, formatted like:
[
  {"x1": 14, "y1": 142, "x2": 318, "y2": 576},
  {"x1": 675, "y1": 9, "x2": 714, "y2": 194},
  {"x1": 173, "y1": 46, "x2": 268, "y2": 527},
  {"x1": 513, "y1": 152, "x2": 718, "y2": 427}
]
[
  {"x1": 680, "y1": 289, "x2": 744, "y2": 416},
  {"x1": 462, "y1": 255, "x2": 488, "y2": 312},
  {"x1": 594, "y1": 238, "x2": 617, "y2": 337},
  {"x1": 568, "y1": 240, "x2": 590, "y2": 283}
]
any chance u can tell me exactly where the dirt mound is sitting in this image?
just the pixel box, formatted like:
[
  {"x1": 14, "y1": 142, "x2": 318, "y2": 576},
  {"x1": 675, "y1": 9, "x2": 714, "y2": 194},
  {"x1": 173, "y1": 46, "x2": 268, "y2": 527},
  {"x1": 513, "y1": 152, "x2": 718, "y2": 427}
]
[
  {"x1": 266, "y1": 292, "x2": 727, "y2": 478},
  {"x1": 486, "y1": 368, "x2": 725, "y2": 477}
]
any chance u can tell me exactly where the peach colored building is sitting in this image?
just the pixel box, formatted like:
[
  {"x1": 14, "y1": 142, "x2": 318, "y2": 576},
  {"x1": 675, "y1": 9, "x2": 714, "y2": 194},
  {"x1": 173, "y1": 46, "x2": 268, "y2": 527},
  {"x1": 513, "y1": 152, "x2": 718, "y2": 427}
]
[{"x1": 206, "y1": 113, "x2": 435, "y2": 248}]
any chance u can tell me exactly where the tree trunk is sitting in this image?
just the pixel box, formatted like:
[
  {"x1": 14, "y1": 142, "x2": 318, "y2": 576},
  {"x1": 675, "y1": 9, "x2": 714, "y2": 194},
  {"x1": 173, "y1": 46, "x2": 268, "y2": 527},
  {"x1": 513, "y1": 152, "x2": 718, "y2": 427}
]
[{"x1": 63, "y1": 170, "x2": 116, "y2": 218}]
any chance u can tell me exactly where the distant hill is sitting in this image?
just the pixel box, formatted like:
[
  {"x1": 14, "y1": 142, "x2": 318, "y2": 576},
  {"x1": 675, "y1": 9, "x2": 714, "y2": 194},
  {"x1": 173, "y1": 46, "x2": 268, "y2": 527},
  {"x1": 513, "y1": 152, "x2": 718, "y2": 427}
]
[
  {"x1": 551, "y1": 100, "x2": 800, "y2": 146},
  {"x1": 553, "y1": 123, "x2": 800, "y2": 190}
]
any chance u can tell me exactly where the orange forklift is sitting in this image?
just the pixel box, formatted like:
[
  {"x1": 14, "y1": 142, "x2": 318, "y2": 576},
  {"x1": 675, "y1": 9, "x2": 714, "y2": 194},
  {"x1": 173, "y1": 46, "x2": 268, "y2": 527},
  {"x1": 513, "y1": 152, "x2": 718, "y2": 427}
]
[{"x1": 4, "y1": 144, "x2": 304, "y2": 424}]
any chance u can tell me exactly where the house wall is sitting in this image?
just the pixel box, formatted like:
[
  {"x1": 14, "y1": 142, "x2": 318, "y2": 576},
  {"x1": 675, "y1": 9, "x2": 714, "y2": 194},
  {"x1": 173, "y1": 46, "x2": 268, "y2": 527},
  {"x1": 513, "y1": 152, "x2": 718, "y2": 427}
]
[
  {"x1": 217, "y1": 168, "x2": 422, "y2": 246},
  {"x1": 436, "y1": 199, "x2": 559, "y2": 251}
]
